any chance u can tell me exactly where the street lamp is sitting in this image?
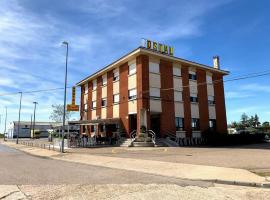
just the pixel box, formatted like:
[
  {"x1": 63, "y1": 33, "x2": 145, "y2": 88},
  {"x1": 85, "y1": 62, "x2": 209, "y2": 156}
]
[
  {"x1": 61, "y1": 41, "x2": 69, "y2": 153},
  {"x1": 17, "y1": 92, "x2": 22, "y2": 144},
  {"x1": 32, "y1": 102, "x2": 38, "y2": 139},
  {"x1": 4, "y1": 106, "x2": 7, "y2": 141}
]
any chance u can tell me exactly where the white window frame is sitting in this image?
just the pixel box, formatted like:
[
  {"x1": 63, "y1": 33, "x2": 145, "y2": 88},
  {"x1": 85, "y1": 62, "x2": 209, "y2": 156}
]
[
  {"x1": 207, "y1": 74, "x2": 212, "y2": 84},
  {"x1": 84, "y1": 104, "x2": 88, "y2": 111},
  {"x1": 128, "y1": 89, "x2": 137, "y2": 100},
  {"x1": 92, "y1": 101, "x2": 96, "y2": 109},
  {"x1": 84, "y1": 83, "x2": 88, "y2": 94},
  {"x1": 101, "y1": 98, "x2": 107, "y2": 107},
  {"x1": 174, "y1": 91, "x2": 182, "y2": 101},
  {"x1": 173, "y1": 66, "x2": 181, "y2": 77},
  {"x1": 150, "y1": 87, "x2": 160, "y2": 98},
  {"x1": 113, "y1": 94, "x2": 120, "y2": 104},
  {"x1": 149, "y1": 62, "x2": 160, "y2": 73},
  {"x1": 92, "y1": 79, "x2": 97, "y2": 90},
  {"x1": 113, "y1": 68, "x2": 119, "y2": 81},
  {"x1": 129, "y1": 63, "x2": 136, "y2": 75},
  {"x1": 190, "y1": 94, "x2": 198, "y2": 103},
  {"x1": 208, "y1": 96, "x2": 215, "y2": 105},
  {"x1": 102, "y1": 74, "x2": 107, "y2": 86}
]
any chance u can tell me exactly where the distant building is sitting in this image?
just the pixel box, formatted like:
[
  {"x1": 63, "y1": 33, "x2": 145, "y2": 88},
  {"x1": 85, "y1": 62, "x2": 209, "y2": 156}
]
[{"x1": 7, "y1": 121, "x2": 61, "y2": 138}]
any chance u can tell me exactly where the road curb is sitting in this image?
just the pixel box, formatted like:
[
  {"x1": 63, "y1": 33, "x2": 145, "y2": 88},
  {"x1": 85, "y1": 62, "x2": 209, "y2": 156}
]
[
  {"x1": 203, "y1": 179, "x2": 270, "y2": 188},
  {"x1": 2, "y1": 141, "x2": 270, "y2": 188}
]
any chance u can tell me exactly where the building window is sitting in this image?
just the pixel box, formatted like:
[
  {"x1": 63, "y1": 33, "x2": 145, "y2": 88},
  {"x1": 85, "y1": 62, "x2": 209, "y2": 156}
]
[
  {"x1": 192, "y1": 118, "x2": 200, "y2": 130},
  {"x1": 149, "y1": 62, "x2": 160, "y2": 73},
  {"x1": 209, "y1": 119, "x2": 216, "y2": 130},
  {"x1": 92, "y1": 79, "x2": 97, "y2": 90},
  {"x1": 84, "y1": 104, "x2": 88, "y2": 111},
  {"x1": 101, "y1": 98, "x2": 107, "y2": 107},
  {"x1": 100, "y1": 124, "x2": 105, "y2": 132},
  {"x1": 92, "y1": 101, "x2": 96, "y2": 109},
  {"x1": 190, "y1": 94, "x2": 198, "y2": 103},
  {"x1": 113, "y1": 94, "x2": 120, "y2": 104},
  {"x1": 174, "y1": 91, "x2": 182, "y2": 101},
  {"x1": 84, "y1": 83, "x2": 88, "y2": 94},
  {"x1": 173, "y1": 66, "x2": 181, "y2": 77},
  {"x1": 150, "y1": 87, "x2": 160, "y2": 98},
  {"x1": 102, "y1": 74, "x2": 107, "y2": 86},
  {"x1": 189, "y1": 72, "x2": 197, "y2": 80},
  {"x1": 128, "y1": 89, "x2": 137, "y2": 100},
  {"x1": 129, "y1": 63, "x2": 136, "y2": 75},
  {"x1": 208, "y1": 96, "x2": 215, "y2": 105},
  {"x1": 175, "y1": 117, "x2": 184, "y2": 131},
  {"x1": 91, "y1": 125, "x2": 96, "y2": 132},
  {"x1": 113, "y1": 68, "x2": 119, "y2": 81},
  {"x1": 207, "y1": 74, "x2": 212, "y2": 84}
]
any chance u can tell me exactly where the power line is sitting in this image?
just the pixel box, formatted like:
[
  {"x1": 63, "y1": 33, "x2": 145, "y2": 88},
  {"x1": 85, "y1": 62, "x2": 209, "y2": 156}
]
[{"x1": 0, "y1": 69, "x2": 270, "y2": 97}]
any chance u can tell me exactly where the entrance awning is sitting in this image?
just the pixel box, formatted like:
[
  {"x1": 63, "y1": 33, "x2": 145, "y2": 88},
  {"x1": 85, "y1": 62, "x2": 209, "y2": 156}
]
[{"x1": 68, "y1": 118, "x2": 120, "y2": 126}]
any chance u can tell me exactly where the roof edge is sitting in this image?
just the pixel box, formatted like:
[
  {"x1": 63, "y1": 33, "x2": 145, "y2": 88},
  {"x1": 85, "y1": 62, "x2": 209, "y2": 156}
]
[{"x1": 76, "y1": 47, "x2": 230, "y2": 86}]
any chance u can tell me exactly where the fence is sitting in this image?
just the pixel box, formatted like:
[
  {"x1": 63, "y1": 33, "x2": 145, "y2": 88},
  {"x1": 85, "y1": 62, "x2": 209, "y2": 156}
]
[{"x1": 18, "y1": 140, "x2": 60, "y2": 152}]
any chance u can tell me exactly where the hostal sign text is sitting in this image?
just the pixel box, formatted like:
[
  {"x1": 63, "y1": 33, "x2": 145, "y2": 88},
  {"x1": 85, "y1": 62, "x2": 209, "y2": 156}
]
[{"x1": 141, "y1": 39, "x2": 174, "y2": 56}]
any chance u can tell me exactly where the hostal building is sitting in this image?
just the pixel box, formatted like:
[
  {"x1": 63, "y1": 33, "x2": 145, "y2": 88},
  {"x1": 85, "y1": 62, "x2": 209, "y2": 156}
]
[{"x1": 77, "y1": 45, "x2": 229, "y2": 139}]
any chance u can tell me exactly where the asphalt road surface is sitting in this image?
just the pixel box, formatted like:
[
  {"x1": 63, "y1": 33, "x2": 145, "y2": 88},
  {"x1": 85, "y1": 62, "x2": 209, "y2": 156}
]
[{"x1": 0, "y1": 143, "x2": 210, "y2": 186}]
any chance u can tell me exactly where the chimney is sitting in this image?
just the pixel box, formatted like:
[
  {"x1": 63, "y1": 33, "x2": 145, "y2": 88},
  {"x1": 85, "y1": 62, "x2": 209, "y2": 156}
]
[{"x1": 213, "y1": 56, "x2": 220, "y2": 69}]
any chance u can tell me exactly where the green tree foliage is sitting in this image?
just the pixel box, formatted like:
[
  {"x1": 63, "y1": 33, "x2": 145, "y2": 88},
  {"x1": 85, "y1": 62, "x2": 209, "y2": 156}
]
[{"x1": 230, "y1": 113, "x2": 266, "y2": 131}]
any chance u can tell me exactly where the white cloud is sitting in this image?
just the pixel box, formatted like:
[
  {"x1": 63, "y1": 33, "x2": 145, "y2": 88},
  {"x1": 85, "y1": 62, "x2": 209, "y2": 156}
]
[
  {"x1": 239, "y1": 83, "x2": 270, "y2": 93},
  {"x1": 225, "y1": 91, "x2": 253, "y2": 99}
]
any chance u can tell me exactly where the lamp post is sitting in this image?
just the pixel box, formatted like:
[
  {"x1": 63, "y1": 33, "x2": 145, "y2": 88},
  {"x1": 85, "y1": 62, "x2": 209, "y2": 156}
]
[
  {"x1": 32, "y1": 102, "x2": 38, "y2": 139},
  {"x1": 17, "y1": 92, "x2": 22, "y2": 144},
  {"x1": 4, "y1": 106, "x2": 7, "y2": 141},
  {"x1": 30, "y1": 114, "x2": 32, "y2": 137},
  {"x1": 61, "y1": 41, "x2": 69, "y2": 153}
]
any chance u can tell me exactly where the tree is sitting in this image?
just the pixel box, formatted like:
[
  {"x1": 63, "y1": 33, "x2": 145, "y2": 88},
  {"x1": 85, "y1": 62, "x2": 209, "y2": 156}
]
[
  {"x1": 240, "y1": 113, "x2": 249, "y2": 128},
  {"x1": 254, "y1": 114, "x2": 260, "y2": 127},
  {"x1": 262, "y1": 121, "x2": 270, "y2": 127},
  {"x1": 49, "y1": 104, "x2": 72, "y2": 122}
]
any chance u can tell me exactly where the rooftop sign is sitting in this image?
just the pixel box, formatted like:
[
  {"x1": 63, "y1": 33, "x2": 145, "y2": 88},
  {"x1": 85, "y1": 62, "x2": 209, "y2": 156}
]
[{"x1": 141, "y1": 38, "x2": 174, "y2": 56}]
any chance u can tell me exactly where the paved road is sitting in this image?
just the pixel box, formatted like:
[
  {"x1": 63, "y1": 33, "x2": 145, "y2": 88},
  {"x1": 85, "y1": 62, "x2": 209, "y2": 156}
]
[
  {"x1": 0, "y1": 144, "x2": 210, "y2": 186},
  {"x1": 69, "y1": 143, "x2": 270, "y2": 171}
]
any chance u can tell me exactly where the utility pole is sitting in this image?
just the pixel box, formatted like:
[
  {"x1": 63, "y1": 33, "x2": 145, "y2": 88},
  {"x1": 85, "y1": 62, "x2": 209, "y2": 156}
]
[
  {"x1": 61, "y1": 41, "x2": 69, "y2": 153},
  {"x1": 30, "y1": 114, "x2": 32, "y2": 138},
  {"x1": 17, "y1": 92, "x2": 22, "y2": 144},
  {"x1": 33, "y1": 102, "x2": 38, "y2": 139},
  {"x1": 4, "y1": 106, "x2": 7, "y2": 141}
]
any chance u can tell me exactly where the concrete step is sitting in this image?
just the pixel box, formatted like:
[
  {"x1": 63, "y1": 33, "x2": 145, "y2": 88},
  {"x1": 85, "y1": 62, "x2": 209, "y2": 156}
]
[{"x1": 132, "y1": 141, "x2": 155, "y2": 147}]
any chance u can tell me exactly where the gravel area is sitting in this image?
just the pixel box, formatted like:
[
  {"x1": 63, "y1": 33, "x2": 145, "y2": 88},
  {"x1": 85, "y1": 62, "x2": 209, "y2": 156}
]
[{"x1": 1, "y1": 184, "x2": 270, "y2": 200}]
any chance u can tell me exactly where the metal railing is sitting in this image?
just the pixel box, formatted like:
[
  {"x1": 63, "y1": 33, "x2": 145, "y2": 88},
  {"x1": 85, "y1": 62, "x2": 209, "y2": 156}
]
[
  {"x1": 147, "y1": 130, "x2": 156, "y2": 145},
  {"x1": 165, "y1": 131, "x2": 177, "y2": 141},
  {"x1": 130, "y1": 130, "x2": 137, "y2": 142}
]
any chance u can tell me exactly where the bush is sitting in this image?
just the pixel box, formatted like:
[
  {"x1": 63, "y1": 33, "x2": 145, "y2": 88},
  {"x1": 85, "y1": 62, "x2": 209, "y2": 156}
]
[
  {"x1": 202, "y1": 130, "x2": 266, "y2": 146},
  {"x1": 0, "y1": 133, "x2": 4, "y2": 138}
]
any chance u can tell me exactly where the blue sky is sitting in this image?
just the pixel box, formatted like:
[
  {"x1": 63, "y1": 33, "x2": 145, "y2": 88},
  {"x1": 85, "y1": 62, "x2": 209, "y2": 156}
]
[{"x1": 0, "y1": 0, "x2": 270, "y2": 132}]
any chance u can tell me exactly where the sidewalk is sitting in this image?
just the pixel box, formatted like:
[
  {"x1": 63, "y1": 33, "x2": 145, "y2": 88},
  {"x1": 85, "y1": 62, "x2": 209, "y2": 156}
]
[{"x1": 2, "y1": 141, "x2": 269, "y2": 187}]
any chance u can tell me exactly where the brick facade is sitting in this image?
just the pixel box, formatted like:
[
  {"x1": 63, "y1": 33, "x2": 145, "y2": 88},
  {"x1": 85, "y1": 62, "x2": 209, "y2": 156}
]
[
  {"x1": 119, "y1": 62, "x2": 130, "y2": 135},
  {"x1": 107, "y1": 70, "x2": 113, "y2": 118},
  {"x1": 160, "y1": 59, "x2": 176, "y2": 137},
  {"x1": 182, "y1": 66, "x2": 192, "y2": 137},
  {"x1": 197, "y1": 69, "x2": 209, "y2": 133},
  {"x1": 136, "y1": 55, "x2": 150, "y2": 130},
  {"x1": 79, "y1": 48, "x2": 228, "y2": 138},
  {"x1": 213, "y1": 73, "x2": 227, "y2": 133}
]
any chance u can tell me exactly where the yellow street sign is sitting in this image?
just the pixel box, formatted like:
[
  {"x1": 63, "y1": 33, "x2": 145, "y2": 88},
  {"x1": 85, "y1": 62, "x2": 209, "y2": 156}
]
[{"x1": 67, "y1": 104, "x2": 79, "y2": 111}]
